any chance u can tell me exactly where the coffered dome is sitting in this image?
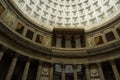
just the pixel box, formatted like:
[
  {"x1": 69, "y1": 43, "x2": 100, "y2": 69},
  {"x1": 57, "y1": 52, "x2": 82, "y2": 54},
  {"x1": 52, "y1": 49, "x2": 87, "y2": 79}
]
[{"x1": 10, "y1": 0, "x2": 120, "y2": 31}]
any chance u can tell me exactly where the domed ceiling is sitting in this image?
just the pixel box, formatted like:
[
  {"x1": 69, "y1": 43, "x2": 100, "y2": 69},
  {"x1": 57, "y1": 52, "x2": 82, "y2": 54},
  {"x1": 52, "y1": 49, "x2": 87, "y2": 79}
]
[{"x1": 11, "y1": 0, "x2": 120, "y2": 31}]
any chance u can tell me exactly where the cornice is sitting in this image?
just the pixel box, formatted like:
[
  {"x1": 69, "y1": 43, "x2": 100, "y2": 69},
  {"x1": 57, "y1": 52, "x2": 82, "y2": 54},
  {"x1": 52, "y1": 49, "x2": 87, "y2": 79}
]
[
  {"x1": 1, "y1": 24, "x2": 120, "y2": 64},
  {"x1": 52, "y1": 40, "x2": 120, "y2": 57},
  {"x1": 1, "y1": 21, "x2": 120, "y2": 58}
]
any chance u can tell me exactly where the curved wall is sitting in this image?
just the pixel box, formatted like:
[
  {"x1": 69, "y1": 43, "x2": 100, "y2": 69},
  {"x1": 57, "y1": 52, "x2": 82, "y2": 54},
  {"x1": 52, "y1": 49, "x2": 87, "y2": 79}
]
[{"x1": 0, "y1": 0, "x2": 120, "y2": 80}]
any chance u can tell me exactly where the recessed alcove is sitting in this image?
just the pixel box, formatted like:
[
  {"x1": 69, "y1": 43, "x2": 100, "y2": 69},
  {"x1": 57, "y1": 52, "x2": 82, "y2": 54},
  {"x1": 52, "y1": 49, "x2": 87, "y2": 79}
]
[
  {"x1": 105, "y1": 31, "x2": 115, "y2": 42},
  {"x1": 0, "y1": 3, "x2": 5, "y2": 16},
  {"x1": 25, "y1": 30, "x2": 34, "y2": 40},
  {"x1": 15, "y1": 23, "x2": 25, "y2": 34},
  {"x1": 52, "y1": 28, "x2": 85, "y2": 48},
  {"x1": 36, "y1": 34, "x2": 44, "y2": 44},
  {"x1": 94, "y1": 36, "x2": 104, "y2": 45}
]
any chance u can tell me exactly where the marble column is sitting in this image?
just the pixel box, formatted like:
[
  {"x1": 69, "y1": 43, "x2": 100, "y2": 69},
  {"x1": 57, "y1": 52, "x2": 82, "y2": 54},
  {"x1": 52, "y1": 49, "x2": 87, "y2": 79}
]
[
  {"x1": 102, "y1": 34, "x2": 107, "y2": 43},
  {"x1": 61, "y1": 65, "x2": 65, "y2": 80},
  {"x1": 0, "y1": 49, "x2": 4, "y2": 61},
  {"x1": 22, "y1": 60, "x2": 30, "y2": 80},
  {"x1": 33, "y1": 32, "x2": 37, "y2": 41},
  {"x1": 73, "y1": 65, "x2": 77, "y2": 80},
  {"x1": 50, "y1": 64, "x2": 53, "y2": 80},
  {"x1": 92, "y1": 37, "x2": 96, "y2": 46},
  {"x1": 112, "y1": 29, "x2": 119, "y2": 39},
  {"x1": 36, "y1": 62, "x2": 42, "y2": 80},
  {"x1": 85, "y1": 64, "x2": 90, "y2": 80},
  {"x1": 5, "y1": 55, "x2": 18, "y2": 80},
  {"x1": 22, "y1": 27, "x2": 27, "y2": 36},
  {"x1": 110, "y1": 60, "x2": 120, "y2": 80},
  {"x1": 97, "y1": 63, "x2": 105, "y2": 80}
]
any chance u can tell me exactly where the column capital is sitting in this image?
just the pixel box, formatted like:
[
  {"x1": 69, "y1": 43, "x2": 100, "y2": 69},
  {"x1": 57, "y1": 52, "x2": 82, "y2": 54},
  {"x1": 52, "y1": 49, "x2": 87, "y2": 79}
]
[
  {"x1": 61, "y1": 64, "x2": 66, "y2": 68},
  {"x1": 109, "y1": 59, "x2": 114, "y2": 63},
  {"x1": 73, "y1": 64, "x2": 77, "y2": 69}
]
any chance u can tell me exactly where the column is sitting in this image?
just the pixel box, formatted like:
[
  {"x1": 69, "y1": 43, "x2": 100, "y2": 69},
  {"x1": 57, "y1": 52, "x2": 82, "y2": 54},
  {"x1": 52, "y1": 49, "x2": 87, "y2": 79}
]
[
  {"x1": 36, "y1": 62, "x2": 42, "y2": 80},
  {"x1": 61, "y1": 65, "x2": 65, "y2": 80},
  {"x1": 71, "y1": 35, "x2": 76, "y2": 48},
  {"x1": 73, "y1": 65, "x2": 77, "y2": 80},
  {"x1": 85, "y1": 64, "x2": 90, "y2": 80},
  {"x1": 5, "y1": 55, "x2": 18, "y2": 80},
  {"x1": 22, "y1": 60, "x2": 30, "y2": 80},
  {"x1": 97, "y1": 63, "x2": 105, "y2": 80},
  {"x1": 110, "y1": 60, "x2": 120, "y2": 80},
  {"x1": 50, "y1": 64, "x2": 53, "y2": 80},
  {"x1": 33, "y1": 32, "x2": 37, "y2": 41},
  {"x1": 91, "y1": 37, "x2": 96, "y2": 47},
  {"x1": 112, "y1": 29, "x2": 119, "y2": 39},
  {"x1": 52, "y1": 33, "x2": 56, "y2": 47},
  {"x1": 102, "y1": 34, "x2": 107, "y2": 43},
  {"x1": 0, "y1": 49, "x2": 4, "y2": 61},
  {"x1": 22, "y1": 27, "x2": 27, "y2": 36},
  {"x1": 61, "y1": 35, "x2": 65, "y2": 48}
]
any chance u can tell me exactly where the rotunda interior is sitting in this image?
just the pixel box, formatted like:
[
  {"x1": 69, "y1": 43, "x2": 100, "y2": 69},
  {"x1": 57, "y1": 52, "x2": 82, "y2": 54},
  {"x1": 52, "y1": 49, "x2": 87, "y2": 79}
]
[{"x1": 0, "y1": 0, "x2": 120, "y2": 80}]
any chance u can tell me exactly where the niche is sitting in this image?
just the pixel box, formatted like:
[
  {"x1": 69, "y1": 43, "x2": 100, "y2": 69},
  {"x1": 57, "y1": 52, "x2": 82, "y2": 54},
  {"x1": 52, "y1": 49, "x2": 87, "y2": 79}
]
[
  {"x1": 52, "y1": 28, "x2": 85, "y2": 48},
  {"x1": 26, "y1": 29, "x2": 34, "y2": 40},
  {"x1": 15, "y1": 23, "x2": 24, "y2": 34},
  {"x1": 94, "y1": 36, "x2": 103, "y2": 45},
  {"x1": 0, "y1": 3, "x2": 5, "y2": 16},
  {"x1": 36, "y1": 34, "x2": 44, "y2": 44},
  {"x1": 105, "y1": 31, "x2": 115, "y2": 42}
]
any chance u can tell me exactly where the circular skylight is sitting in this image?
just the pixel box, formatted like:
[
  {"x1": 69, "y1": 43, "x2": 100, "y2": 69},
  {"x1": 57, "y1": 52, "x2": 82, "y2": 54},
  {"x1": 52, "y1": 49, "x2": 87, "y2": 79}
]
[{"x1": 12, "y1": 0, "x2": 120, "y2": 31}]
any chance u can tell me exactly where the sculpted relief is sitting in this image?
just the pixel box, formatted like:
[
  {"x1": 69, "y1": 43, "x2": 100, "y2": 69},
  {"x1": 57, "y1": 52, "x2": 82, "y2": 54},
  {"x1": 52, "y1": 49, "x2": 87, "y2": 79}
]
[
  {"x1": 2, "y1": 11, "x2": 17, "y2": 28},
  {"x1": 44, "y1": 35, "x2": 51, "y2": 47}
]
